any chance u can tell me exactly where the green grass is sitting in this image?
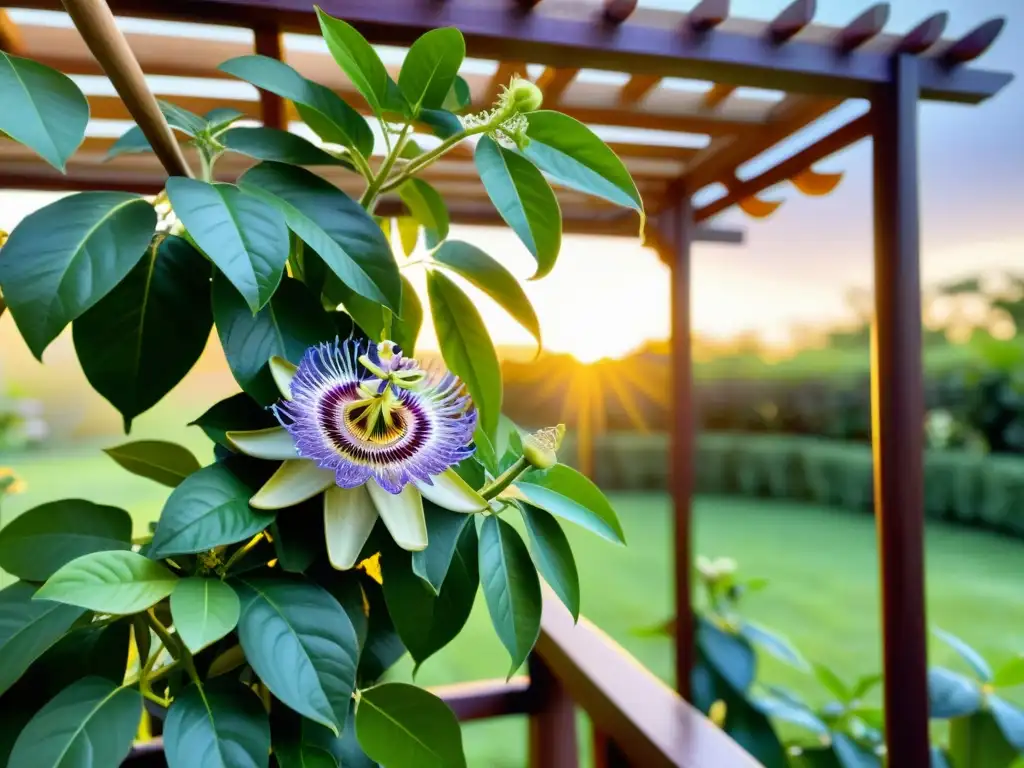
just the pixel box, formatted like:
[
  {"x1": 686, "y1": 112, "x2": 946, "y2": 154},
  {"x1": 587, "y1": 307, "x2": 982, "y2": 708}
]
[{"x1": 3, "y1": 449, "x2": 1024, "y2": 766}]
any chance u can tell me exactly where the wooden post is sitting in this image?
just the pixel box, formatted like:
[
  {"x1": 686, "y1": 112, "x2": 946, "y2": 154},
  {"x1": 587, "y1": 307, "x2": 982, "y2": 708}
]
[
  {"x1": 593, "y1": 730, "x2": 631, "y2": 768},
  {"x1": 61, "y1": 0, "x2": 192, "y2": 178},
  {"x1": 871, "y1": 53, "x2": 930, "y2": 767},
  {"x1": 253, "y1": 24, "x2": 287, "y2": 131},
  {"x1": 528, "y1": 654, "x2": 579, "y2": 768}
]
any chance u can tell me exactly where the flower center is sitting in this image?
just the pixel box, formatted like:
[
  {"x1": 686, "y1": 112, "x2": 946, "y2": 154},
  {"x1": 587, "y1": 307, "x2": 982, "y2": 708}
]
[{"x1": 344, "y1": 393, "x2": 408, "y2": 446}]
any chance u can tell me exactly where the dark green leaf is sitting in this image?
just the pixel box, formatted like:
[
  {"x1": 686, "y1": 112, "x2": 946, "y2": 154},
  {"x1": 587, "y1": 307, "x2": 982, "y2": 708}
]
[
  {"x1": 418, "y1": 109, "x2": 463, "y2": 140},
  {"x1": 934, "y1": 627, "x2": 993, "y2": 682},
  {"x1": 0, "y1": 581, "x2": 84, "y2": 696},
  {"x1": 399, "y1": 179, "x2": 449, "y2": 248},
  {"x1": 327, "y1": 277, "x2": 390, "y2": 342},
  {"x1": 519, "y1": 502, "x2": 579, "y2": 621},
  {"x1": 929, "y1": 668, "x2": 982, "y2": 718},
  {"x1": 206, "y1": 107, "x2": 246, "y2": 132},
  {"x1": 191, "y1": 392, "x2": 278, "y2": 448},
  {"x1": 949, "y1": 711, "x2": 1019, "y2": 768},
  {"x1": 475, "y1": 135, "x2": 561, "y2": 279},
  {"x1": 316, "y1": 9, "x2": 394, "y2": 117},
  {"x1": 0, "y1": 192, "x2": 156, "y2": 359},
  {"x1": 740, "y1": 622, "x2": 807, "y2": 670},
  {"x1": 160, "y1": 100, "x2": 207, "y2": 135},
  {"x1": 150, "y1": 461, "x2": 276, "y2": 559},
  {"x1": 472, "y1": 427, "x2": 498, "y2": 476},
  {"x1": 275, "y1": 742, "x2": 336, "y2": 768},
  {"x1": 271, "y1": 498, "x2": 326, "y2": 574},
  {"x1": 35, "y1": 550, "x2": 177, "y2": 614},
  {"x1": 235, "y1": 577, "x2": 358, "y2": 733},
  {"x1": 106, "y1": 124, "x2": 156, "y2": 159},
  {"x1": 7, "y1": 677, "x2": 141, "y2": 768},
  {"x1": 356, "y1": 682, "x2": 466, "y2": 768},
  {"x1": 427, "y1": 270, "x2": 502, "y2": 441},
  {"x1": 214, "y1": 274, "x2": 336, "y2": 405},
  {"x1": 165, "y1": 680, "x2": 271, "y2": 768},
  {"x1": 219, "y1": 55, "x2": 372, "y2": 157},
  {"x1": 0, "y1": 499, "x2": 131, "y2": 582},
  {"x1": 399, "y1": 28, "x2": 465, "y2": 112},
  {"x1": 239, "y1": 163, "x2": 400, "y2": 310},
  {"x1": 697, "y1": 616, "x2": 756, "y2": 693},
  {"x1": 105, "y1": 99, "x2": 209, "y2": 160},
  {"x1": 831, "y1": 734, "x2": 881, "y2": 768},
  {"x1": 991, "y1": 696, "x2": 1024, "y2": 751},
  {"x1": 166, "y1": 177, "x2": 289, "y2": 313},
  {"x1": 223, "y1": 126, "x2": 351, "y2": 167},
  {"x1": 103, "y1": 440, "x2": 201, "y2": 488},
  {"x1": 850, "y1": 673, "x2": 883, "y2": 702},
  {"x1": 752, "y1": 692, "x2": 827, "y2": 734},
  {"x1": 432, "y1": 240, "x2": 541, "y2": 347},
  {"x1": 357, "y1": 576, "x2": 406, "y2": 686},
  {"x1": 524, "y1": 111, "x2": 643, "y2": 215},
  {"x1": 171, "y1": 578, "x2": 241, "y2": 653},
  {"x1": 516, "y1": 464, "x2": 625, "y2": 544},
  {"x1": 393, "y1": 275, "x2": 422, "y2": 356},
  {"x1": 335, "y1": 701, "x2": 377, "y2": 768},
  {"x1": 0, "y1": 51, "x2": 88, "y2": 170},
  {"x1": 479, "y1": 515, "x2": 541, "y2": 677},
  {"x1": 74, "y1": 235, "x2": 213, "y2": 431},
  {"x1": 442, "y1": 76, "x2": 472, "y2": 113},
  {"x1": 411, "y1": 502, "x2": 470, "y2": 594}
]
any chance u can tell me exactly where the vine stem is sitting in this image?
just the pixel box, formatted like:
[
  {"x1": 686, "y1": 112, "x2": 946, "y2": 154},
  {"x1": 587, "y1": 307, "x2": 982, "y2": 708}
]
[
  {"x1": 361, "y1": 123, "x2": 413, "y2": 210},
  {"x1": 378, "y1": 124, "x2": 490, "y2": 196},
  {"x1": 480, "y1": 457, "x2": 530, "y2": 500},
  {"x1": 220, "y1": 531, "x2": 266, "y2": 578},
  {"x1": 146, "y1": 609, "x2": 201, "y2": 687}
]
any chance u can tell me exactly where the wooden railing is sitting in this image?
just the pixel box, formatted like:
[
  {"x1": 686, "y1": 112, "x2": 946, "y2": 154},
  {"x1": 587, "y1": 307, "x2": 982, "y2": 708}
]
[{"x1": 124, "y1": 589, "x2": 759, "y2": 767}]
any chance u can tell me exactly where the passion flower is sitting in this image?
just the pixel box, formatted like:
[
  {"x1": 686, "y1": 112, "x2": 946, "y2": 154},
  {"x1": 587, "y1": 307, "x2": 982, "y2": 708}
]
[{"x1": 226, "y1": 338, "x2": 487, "y2": 569}]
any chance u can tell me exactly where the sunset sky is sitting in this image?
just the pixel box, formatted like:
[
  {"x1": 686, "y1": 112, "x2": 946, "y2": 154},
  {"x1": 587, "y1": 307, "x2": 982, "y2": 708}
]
[{"x1": 1, "y1": 0, "x2": 1021, "y2": 364}]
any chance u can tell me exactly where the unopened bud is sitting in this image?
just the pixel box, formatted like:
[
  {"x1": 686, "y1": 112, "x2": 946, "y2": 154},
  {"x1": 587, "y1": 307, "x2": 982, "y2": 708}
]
[
  {"x1": 523, "y1": 424, "x2": 565, "y2": 470},
  {"x1": 507, "y1": 78, "x2": 543, "y2": 113}
]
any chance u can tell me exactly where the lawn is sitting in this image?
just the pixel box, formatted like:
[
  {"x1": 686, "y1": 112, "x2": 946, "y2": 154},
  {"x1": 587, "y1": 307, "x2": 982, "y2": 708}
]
[{"x1": 3, "y1": 445, "x2": 1024, "y2": 766}]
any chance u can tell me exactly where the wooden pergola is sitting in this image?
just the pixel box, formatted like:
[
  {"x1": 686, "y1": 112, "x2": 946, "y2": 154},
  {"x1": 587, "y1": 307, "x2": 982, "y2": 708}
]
[{"x1": 0, "y1": 0, "x2": 1012, "y2": 765}]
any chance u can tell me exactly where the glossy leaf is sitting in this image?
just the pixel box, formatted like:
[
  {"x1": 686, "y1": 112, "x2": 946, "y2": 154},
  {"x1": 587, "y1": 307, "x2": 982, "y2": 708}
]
[
  {"x1": 316, "y1": 9, "x2": 394, "y2": 116},
  {"x1": 171, "y1": 578, "x2": 241, "y2": 653},
  {"x1": 235, "y1": 577, "x2": 359, "y2": 733},
  {"x1": 443, "y1": 76, "x2": 472, "y2": 113},
  {"x1": 994, "y1": 655, "x2": 1024, "y2": 689},
  {"x1": 399, "y1": 179, "x2": 449, "y2": 248},
  {"x1": 74, "y1": 235, "x2": 212, "y2": 431},
  {"x1": 433, "y1": 240, "x2": 541, "y2": 347},
  {"x1": 0, "y1": 581, "x2": 84, "y2": 696},
  {"x1": 741, "y1": 622, "x2": 807, "y2": 670},
  {"x1": 166, "y1": 177, "x2": 289, "y2": 313},
  {"x1": 397, "y1": 217, "x2": 419, "y2": 256},
  {"x1": 271, "y1": 497, "x2": 326, "y2": 574},
  {"x1": 223, "y1": 126, "x2": 351, "y2": 167},
  {"x1": 105, "y1": 100, "x2": 208, "y2": 159},
  {"x1": 103, "y1": 440, "x2": 201, "y2": 488},
  {"x1": 0, "y1": 51, "x2": 88, "y2": 171},
  {"x1": 164, "y1": 681, "x2": 271, "y2": 768},
  {"x1": 752, "y1": 692, "x2": 827, "y2": 734},
  {"x1": 399, "y1": 28, "x2": 465, "y2": 112},
  {"x1": 524, "y1": 111, "x2": 643, "y2": 215},
  {"x1": 479, "y1": 515, "x2": 542, "y2": 677},
  {"x1": 427, "y1": 270, "x2": 502, "y2": 442},
  {"x1": 150, "y1": 461, "x2": 276, "y2": 558},
  {"x1": 160, "y1": 100, "x2": 208, "y2": 135},
  {"x1": 992, "y1": 696, "x2": 1024, "y2": 751},
  {"x1": 516, "y1": 464, "x2": 625, "y2": 544},
  {"x1": 0, "y1": 192, "x2": 156, "y2": 359},
  {"x1": 697, "y1": 617, "x2": 757, "y2": 693},
  {"x1": 831, "y1": 734, "x2": 881, "y2": 768},
  {"x1": 520, "y1": 502, "x2": 580, "y2": 621},
  {"x1": 475, "y1": 135, "x2": 561, "y2": 279},
  {"x1": 393, "y1": 274, "x2": 423, "y2": 356},
  {"x1": 411, "y1": 502, "x2": 471, "y2": 593},
  {"x1": 934, "y1": 627, "x2": 993, "y2": 682},
  {"x1": 326, "y1": 276, "x2": 390, "y2": 342},
  {"x1": 192, "y1": 392, "x2": 278, "y2": 448},
  {"x1": 928, "y1": 668, "x2": 982, "y2": 718},
  {"x1": 206, "y1": 107, "x2": 246, "y2": 132},
  {"x1": 7, "y1": 677, "x2": 141, "y2": 768},
  {"x1": 219, "y1": 55, "x2": 372, "y2": 157},
  {"x1": 239, "y1": 163, "x2": 400, "y2": 310},
  {"x1": 356, "y1": 682, "x2": 466, "y2": 768},
  {"x1": 106, "y1": 124, "x2": 155, "y2": 159},
  {"x1": 0, "y1": 499, "x2": 131, "y2": 582},
  {"x1": 213, "y1": 274, "x2": 336, "y2": 405},
  {"x1": 813, "y1": 662, "x2": 850, "y2": 702},
  {"x1": 35, "y1": 550, "x2": 177, "y2": 614}
]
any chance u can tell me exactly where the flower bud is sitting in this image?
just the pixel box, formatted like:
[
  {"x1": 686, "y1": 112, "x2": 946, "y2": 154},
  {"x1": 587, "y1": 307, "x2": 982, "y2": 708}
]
[
  {"x1": 523, "y1": 424, "x2": 565, "y2": 470},
  {"x1": 507, "y1": 78, "x2": 543, "y2": 113}
]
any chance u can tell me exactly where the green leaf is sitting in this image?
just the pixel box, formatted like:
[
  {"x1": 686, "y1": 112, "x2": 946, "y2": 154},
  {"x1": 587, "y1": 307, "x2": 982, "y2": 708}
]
[
  {"x1": 934, "y1": 627, "x2": 993, "y2": 682},
  {"x1": 105, "y1": 100, "x2": 210, "y2": 160},
  {"x1": 192, "y1": 392, "x2": 278, "y2": 448},
  {"x1": 741, "y1": 622, "x2": 807, "y2": 670},
  {"x1": 399, "y1": 179, "x2": 449, "y2": 248},
  {"x1": 524, "y1": 111, "x2": 644, "y2": 216},
  {"x1": 519, "y1": 502, "x2": 580, "y2": 621},
  {"x1": 166, "y1": 178, "x2": 289, "y2": 313},
  {"x1": 399, "y1": 28, "x2": 465, "y2": 113},
  {"x1": 397, "y1": 218, "x2": 419, "y2": 256},
  {"x1": 752, "y1": 691, "x2": 827, "y2": 735},
  {"x1": 442, "y1": 76, "x2": 472, "y2": 113},
  {"x1": 516, "y1": 464, "x2": 625, "y2": 544},
  {"x1": 479, "y1": 515, "x2": 541, "y2": 677},
  {"x1": 35, "y1": 550, "x2": 177, "y2": 614},
  {"x1": 426, "y1": 270, "x2": 502, "y2": 442},
  {"x1": 273, "y1": 498, "x2": 326, "y2": 574},
  {"x1": 994, "y1": 655, "x2": 1024, "y2": 689},
  {"x1": 206, "y1": 107, "x2": 246, "y2": 132},
  {"x1": 235, "y1": 577, "x2": 358, "y2": 733},
  {"x1": 103, "y1": 440, "x2": 201, "y2": 488},
  {"x1": 432, "y1": 240, "x2": 541, "y2": 347},
  {"x1": 411, "y1": 503, "x2": 471, "y2": 594},
  {"x1": 419, "y1": 109, "x2": 463, "y2": 140},
  {"x1": 316, "y1": 9, "x2": 395, "y2": 117},
  {"x1": 0, "y1": 500, "x2": 131, "y2": 582},
  {"x1": 239, "y1": 163, "x2": 401, "y2": 310},
  {"x1": 472, "y1": 427, "x2": 498, "y2": 476},
  {"x1": 214, "y1": 274, "x2": 336, "y2": 405},
  {"x1": 223, "y1": 126, "x2": 351, "y2": 167},
  {"x1": 8, "y1": 677, "x2": 141, "y2": 768},
  {"x1": 0, "y1": 51, "x2": 88, "y2": 171},
  {"x1": 219, "y1": 55, "x2": 373, "y2": 157},
  {"x1": 106, "y1": 124, "x2": 156, "y2": 159},
  {"x1": 850, "y1": 673, "x2": 883, "y2": 702},
  {"x1": 73, "y1": 235, "x2": 212, "y2": 431},
  {"x1": 170, "y1": 578, "x2": 241, "y2": 653},
  {"x1": 393, "y1": 274, "x2": 423, "y2": 356},
  {"x1": 928, "y1": 668, "x2": 982, "y2": 718},
  {"x1": 812, "y1": 662, "x2": 851, "y2": 702},
  {"x1": 0, "y1": 192, "x2": 156, "y2": 359},
  {"x1": 275, "y1": 742, "x2": 336, "y2": 768},
  {"x1": 356, "y1": 682, "x2": 466, "y2": 768},
  {"x1": 474, "y1": 135, "x2": 561, "y2": 279},
  {"x1": 0, "y1": 582, "x2": 84, "y2": 697},
  {"x1": 697, "y1": 616, "x2": 756, "y2": 693},
  {"x1": 150, "y1": 461, "x2": 276, "y2": 559},
  {"x1": 160, "y1": 100, "x2": 208, "y2": 135},
  {"x1": 327, "y1": 277, "x2": 390, "y2": 342},
  {"x1": 949, "y1": 711, "x2": 1019, "y2": 768},
  {"x1": 165, "y1": 681, "x2": 270, "y2": 768}
]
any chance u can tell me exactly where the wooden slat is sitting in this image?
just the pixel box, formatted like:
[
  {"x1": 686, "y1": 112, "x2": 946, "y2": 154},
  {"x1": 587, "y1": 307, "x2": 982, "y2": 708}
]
[
  {"x1": 486, "y1": 60, "x2": 526, "y2": 106},
  {"x1": 702, "y1": 84, "x2": 735, "y2": 110},
  {"x1": 896, "y1": 11, "x2": 948, "y2": 55},
  {"x1": 837, "y1": 2, "x2": 889, "y2": 53},
  {"x1": 687, "y1": 0, "x2": 729, "y2": 33},
  {"x1": 768, "y1": 0, "x2": 815, "y2": 44},
  {"x1": 0, "y1": 10, "x2": 23, "y2": 53},
  {"x1": 534, "y1": 66, "x2": 578, "y2": 105},
  {"x1": 942, "y1": 18, "x2": 1006, "y2": 65},
  {"x1": 431, "y1": 678, "x2": 533, "y2": 722},
  {"x1": 602, "y1": 0, "x2": 638, "y2": 25},
  {"x1": 618, "y1": 74, "x2": 660, "y2": 106},
  {"x1": 253, "y1": 25, "x2": 286, "y2": 130}
]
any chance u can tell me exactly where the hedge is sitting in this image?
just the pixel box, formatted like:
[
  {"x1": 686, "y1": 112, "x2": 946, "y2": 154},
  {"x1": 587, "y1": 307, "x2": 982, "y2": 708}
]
[{"x1": 558, "y1": 432, "x2": 1024, "y2": 536}]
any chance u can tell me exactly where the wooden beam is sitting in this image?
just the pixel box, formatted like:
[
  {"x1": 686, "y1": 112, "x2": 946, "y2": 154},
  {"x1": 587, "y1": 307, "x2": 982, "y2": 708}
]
[
  {"x1": 486, "y1": 61, "x2": 526, "y2": 106},
  {"x1": 618, "y1": 74, "x2": 660, "y2": 106},
  {"x1": 528, "y1": 656, "x2": 579, "y2": 768},
  {"x1": 768, "y1": 0, "x2": 815, "y2": 45},
  {"x1": 0, "y1": 10, "x2": 23, "y2": 53},
  {"x1": 602, "y1": 0, "x2": 637, "y2": 26},
  {"x1": 687, "y1": 0, "x2": 729, "y2": 33},
  {"x1": 253, "y1": 25, "x2": 287, "y2": 130},
  {"x1": 431, "y1": 678, "x2": 533, "y2": 722},
  {"x1": 896, "y1": 11, "x2": 948, "y2": 55},
  {"x1": 942, "y1": 18, "x2": 1006, "y2": 65},
  {"x1": 534, "y1": 67, "x2": 578, "y2": 105},
  {"x1": 702, "y1": 83, "x2": 735, "y2": 110},
  {"x1": 837, "y1": 3, "x2": 890, "y2": 53}
]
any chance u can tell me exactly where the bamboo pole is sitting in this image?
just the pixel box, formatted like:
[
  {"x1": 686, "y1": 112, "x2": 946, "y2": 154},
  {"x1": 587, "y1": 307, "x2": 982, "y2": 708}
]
[{"x1": 61, "y1": 0, "x2": 192, "y2": 178}]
